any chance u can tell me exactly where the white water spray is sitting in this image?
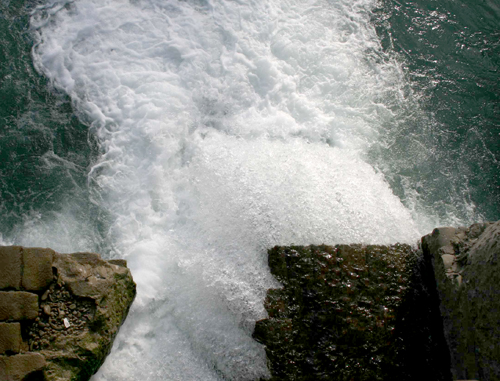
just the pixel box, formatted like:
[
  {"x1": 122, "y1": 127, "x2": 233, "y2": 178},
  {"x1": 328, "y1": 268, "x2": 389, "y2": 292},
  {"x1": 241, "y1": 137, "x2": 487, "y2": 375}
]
[{"x1": 31, "y1": 0, "x2": 422, "y2": 379}]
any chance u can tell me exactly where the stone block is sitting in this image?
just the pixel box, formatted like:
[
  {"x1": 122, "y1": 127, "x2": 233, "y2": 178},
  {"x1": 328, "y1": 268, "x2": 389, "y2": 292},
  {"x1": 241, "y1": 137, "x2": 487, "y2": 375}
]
[
  {"x1": 0, "y1": 323, "x2": 21, "y2": 354},
  {"x1": 0, "y1": 246, "x2": 22, "y2": 290},
  {"x1": 22, "y1": 247, "x2": 54, "y2": 291},
  {"x1": 0, "y1": 353, "x2": 46, "y2": 380},
  {"x1": 0, "y1": 292, "x2": 39, "y2": 321}
]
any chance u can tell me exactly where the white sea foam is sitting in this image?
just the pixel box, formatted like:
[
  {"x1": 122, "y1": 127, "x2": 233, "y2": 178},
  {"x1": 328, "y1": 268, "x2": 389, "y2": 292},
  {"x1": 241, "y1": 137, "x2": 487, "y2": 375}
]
[{"x1": 31, "y1": 0, "x2": 422, "y2": 379}]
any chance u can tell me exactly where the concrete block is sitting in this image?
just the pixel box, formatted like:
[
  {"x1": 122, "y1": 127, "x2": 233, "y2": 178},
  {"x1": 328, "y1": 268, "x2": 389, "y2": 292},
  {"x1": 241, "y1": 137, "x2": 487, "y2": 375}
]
[
  {"x1": 0, "y1": 247, "x2": 22, "y2": 290},
  {"x1": 22, "y1": 247, "x2": 54, "y2": 291},
  {"x1": 0, "y1": 292, "x2": 39, "y2": 321},
  {"x1": 0, "y1": 323, "x2": 21, "y2": 354},
  {"x1": 0, "y1": 352, "x2": 46, "y2": 380}
]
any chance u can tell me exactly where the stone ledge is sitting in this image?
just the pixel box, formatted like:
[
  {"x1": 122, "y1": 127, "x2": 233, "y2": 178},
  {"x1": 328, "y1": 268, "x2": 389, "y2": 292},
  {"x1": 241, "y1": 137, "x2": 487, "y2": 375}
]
[
  {"x1": 0, "y1": 323, "x2": 21, "y2": 355},
  {"x1": 0, "y1": 292, "x2": 39, "y2": 321}
]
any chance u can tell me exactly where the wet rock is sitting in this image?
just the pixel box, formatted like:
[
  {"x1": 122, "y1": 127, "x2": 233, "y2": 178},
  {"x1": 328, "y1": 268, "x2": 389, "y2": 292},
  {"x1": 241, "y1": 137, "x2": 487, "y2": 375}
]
[{"x1": 254, "y1": 244, "x2": 451, "y2": 381}]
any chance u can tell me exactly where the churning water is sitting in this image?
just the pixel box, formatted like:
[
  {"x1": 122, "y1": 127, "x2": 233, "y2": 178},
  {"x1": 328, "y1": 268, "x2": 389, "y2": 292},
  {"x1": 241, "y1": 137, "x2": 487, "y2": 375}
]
[{"x1": 0, "y1": 0, "x2": 498, "y2": 379}]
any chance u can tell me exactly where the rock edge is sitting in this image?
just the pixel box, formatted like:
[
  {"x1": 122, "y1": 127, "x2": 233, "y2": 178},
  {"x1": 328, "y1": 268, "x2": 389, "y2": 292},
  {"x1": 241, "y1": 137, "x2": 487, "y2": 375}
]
[{"x1": 0, "y1": 246, "x2": 136, "y2": 381}]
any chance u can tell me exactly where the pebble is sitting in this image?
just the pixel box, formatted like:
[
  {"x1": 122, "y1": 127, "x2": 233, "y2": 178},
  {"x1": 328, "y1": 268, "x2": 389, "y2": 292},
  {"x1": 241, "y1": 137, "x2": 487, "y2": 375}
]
[
  {"x1": 41, "y1": 289, "x2": 50, "y2": 301},
  {"x1": 43, "y1": 305, "x2": 51, "y2": 316}
]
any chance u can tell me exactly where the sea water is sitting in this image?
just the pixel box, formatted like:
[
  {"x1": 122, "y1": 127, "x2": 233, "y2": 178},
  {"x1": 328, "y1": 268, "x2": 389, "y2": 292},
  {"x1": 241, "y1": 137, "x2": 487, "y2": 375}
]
[{"x1": 0, "y1": 0, "x2": 498, "y2": 379}]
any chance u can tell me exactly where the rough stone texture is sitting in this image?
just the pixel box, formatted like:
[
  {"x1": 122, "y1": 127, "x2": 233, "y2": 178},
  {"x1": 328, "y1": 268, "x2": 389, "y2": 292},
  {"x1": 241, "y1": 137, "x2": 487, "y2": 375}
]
[
  {"x1": 0, "y1": 292, "x2": 39, "y2": 321},
  {"x1": 108, "y1": 259, "x2": 127, "y2": 267},
  {"x1": 21, "y1": 247, "x2": 55, "y2": 291},
  {"x1": 0, "y1": 245, "x2": 136, "y2": 381},
  {"x1": 0, "y1": 323, "x2": 21, "y2": 355},
  {"x1": 0, "y1": 246, "x2": 22, "y2": 290},
  {"x1": 254, "y1": 244, "x2": 451, "y2": 381},
  {"x1": 422, "y1": 221, "x2": 500, "y2": 381},
  {"x1": 0, "y1": 353, "x2": 46, "y2": 381},
  {"x1": 25, "y1": 252, "x2": 137, "y2": 381}
]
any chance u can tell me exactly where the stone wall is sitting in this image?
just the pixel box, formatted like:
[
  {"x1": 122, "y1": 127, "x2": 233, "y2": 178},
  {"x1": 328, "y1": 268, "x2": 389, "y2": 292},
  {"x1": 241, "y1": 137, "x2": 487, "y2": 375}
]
[
  {"x1": 0, "y1": 246, "x2": 136, "y2": 381},
  {"x1": 0, "y1": 246, "x2": 52, "y2": 380}
]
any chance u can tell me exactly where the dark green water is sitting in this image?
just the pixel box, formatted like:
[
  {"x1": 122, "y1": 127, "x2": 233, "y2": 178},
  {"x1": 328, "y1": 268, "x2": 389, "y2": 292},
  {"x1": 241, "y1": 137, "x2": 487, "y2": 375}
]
[
  {"x1": 0, "y1": 0, "x2": 499, "y2": 248},
  {"x1": 0, "y1": 0, "x2": 105, "y2": 250},
  {"x1": 372, "y1": 0, "x2": 500, "y2": 222}
]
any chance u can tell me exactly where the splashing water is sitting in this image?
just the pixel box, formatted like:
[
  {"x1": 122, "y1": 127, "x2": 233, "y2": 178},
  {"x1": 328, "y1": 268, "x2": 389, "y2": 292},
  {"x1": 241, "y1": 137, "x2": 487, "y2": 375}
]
[{"x1": 26, "y1": 0, "x2": 439, "y2": 379}]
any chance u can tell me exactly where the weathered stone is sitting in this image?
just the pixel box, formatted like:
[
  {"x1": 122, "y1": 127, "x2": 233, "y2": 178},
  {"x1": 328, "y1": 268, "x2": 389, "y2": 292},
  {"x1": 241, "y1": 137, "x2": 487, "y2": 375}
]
[
  {"x1": 0, "y1": 352, "x2": 46, "y2": 380},
  {"x1": 254, "y1": 244, "x2": 451, "y2": 381},
  {"x1": 0, "y1": 246, "x2": 22, "y2": 290},
  {"x1": 42, "y1": 305, "x2": 51, "y2": 316},
  {"x1": 28, "y1": 251, "x2": 136, "y2": 380},
  {"x1": 0, "y1": 323, "x2": 21, "y2": 354},
  {"x1": 0, "y1": 292, "x2": 38, "y2": 321},
  {"x1": 425, "y1": 227, "x2": 457, "y2": 252},
  {"x1": 422, "y1": 221, "x2": 499, "y2": 381},
  {"x1": 0, "y1": 358, "x2": 6, "y2": 380},
  {"x1": 441, "y1": 254, "x2": 455, "y2": 271},
  {"x1": 108, "y1": 259, "x2": 127, "y2": 267},
  {"x1": 22, "y1": 247, "x2": 55, "y2": 291},
  {"x1": 41, "y1": 290, "x2": 50, "y2": 301}
]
